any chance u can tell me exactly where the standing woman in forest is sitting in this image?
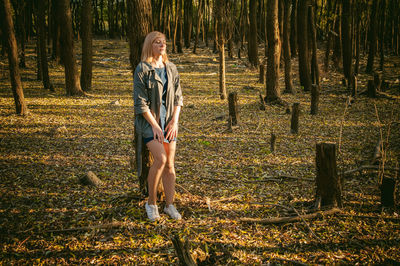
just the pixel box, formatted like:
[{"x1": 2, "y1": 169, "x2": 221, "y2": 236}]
[{"x1": 133, "y1": 31, "x2": 183, "y2": 221}]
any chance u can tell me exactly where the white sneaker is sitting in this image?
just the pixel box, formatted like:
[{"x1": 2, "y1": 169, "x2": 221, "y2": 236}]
[
  {"x1": 145, "y1": 202, "x2": 160, "y2": 221},
  {"x1": 164, "y1": 204, "x2": 182, "y2": 220}
]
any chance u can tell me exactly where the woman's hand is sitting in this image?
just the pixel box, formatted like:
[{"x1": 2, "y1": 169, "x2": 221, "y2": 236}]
[
  {"x1": 165, "y1": 119, "x2": 178, "y2": 141},
  {"x1": 152, "y1": 124, "x2": 164, "y2": 143}
]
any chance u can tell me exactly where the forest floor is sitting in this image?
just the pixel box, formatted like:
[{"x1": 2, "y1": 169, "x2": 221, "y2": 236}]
[{"x1": 1, "y1": 39, "x2": 400, "y2": 265}]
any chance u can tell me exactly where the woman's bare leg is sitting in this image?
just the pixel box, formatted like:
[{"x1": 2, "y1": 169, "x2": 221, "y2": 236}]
[
  {"x1": 146, "y1": 140, "x2": 167, "y2": 205},
  {"x1": 161, "y1": 141, "x2": 176, "y2": 206}
]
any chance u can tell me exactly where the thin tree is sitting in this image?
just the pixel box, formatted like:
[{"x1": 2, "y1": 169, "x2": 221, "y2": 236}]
[
  {"x1": 58, "y1": 0, "x2": 85, "y2": 96},
  {"x1": 80, "y1": 0, "x2": 93, "y2": 91},
  {"x1": 215, "y1": 0, "x2": 227, "y2": 100},
  {"x1": 265, "y1": 0, "x2": 282, "y2": 103},
  {"x1": 290, "y1": 0, "x2": 297, "y2": 57},
  {"x1": 38, "y1": 0, "x2": 54, "y2": 91},
  {"x1": 193, "y1": 0, "x2": 203, "y2": 54},
  {"x1": 248, "y1": 0, "x2": 258, "y2": 67},
  {"x1": 366, "y1": 0, "x2": 378, "y2": 73},
  {"x1": 379, "y1": 0, "x2": 386, "y2": 71},
  {"x1": 0, "y1": 0, "x2": 28, "y2": 115},
  {"x1": 297, "y1": 0, "x2": 311, "y2": 91},
  {"x1": 309, "y1": 3, "x2": 319, "y2": 86},
  {"x1": 283, "y1": 0, "x2": 293, "y2": 93},
  {"x1": 183, "y1": 0, "x2": 193, "y2": 48},
  {"x1": 341, "y1": 0, "x2": 352, "y2": 85}
]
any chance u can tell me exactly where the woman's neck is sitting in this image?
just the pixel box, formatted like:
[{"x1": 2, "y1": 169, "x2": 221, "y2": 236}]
[{"x1": 152, "y1": 56, "x2": 164, "y2": 68}]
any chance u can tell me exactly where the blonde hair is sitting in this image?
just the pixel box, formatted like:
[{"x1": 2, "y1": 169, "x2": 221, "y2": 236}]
[{"x1": 141, "y1": 31, "x2": 169, "y2": 63}]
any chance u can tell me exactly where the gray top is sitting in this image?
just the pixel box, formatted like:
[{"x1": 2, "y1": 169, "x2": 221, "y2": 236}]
[{"x1": 133, "y1": 61, "x2": 183, "y2": 138}]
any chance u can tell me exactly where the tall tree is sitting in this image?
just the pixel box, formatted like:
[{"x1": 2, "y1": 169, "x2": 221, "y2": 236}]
[
  {"x1": 341, "y1": 0, "x2": 352, "y2": 84},
  {"x1": 248, "y1": 0, "x2": 258, "y2": 67},
  {"x1": 127, "y1": 0, "x2": 152, "y2": 68},
  {"x1": 0, "y1": 0, "x2": 28, "y2": 115},
  {"x1": 309, "y1": 3, "x2": 319, "y2": 86},
  {"x1": 379, "y1": 0, "x2": 387, "y2": 71},
  {"x1": 290, "y1": 0, "x2": 297, "y2": 57},
  {"x1": 283, "y1": 0, "x2": 293, "y2": 93},
  {"x1": 183, "y1": 0, "x2": 193, "y2": 48},
  {"x1": 265, "y1": 0, "x2": 282, "y2": 103},
  {"x1": 215, "y1": 0, "x2": 226, "y2": 100},
  {"x1": 37, "y1": 0, "x2": 54, "y2": 91},
  {"x1": 366, "y1": 0, "x2": 378, "y2": 73},
  {"x1": 193, "y1": 0, "x2": 203, "y2": 53},
  {"x1": 58, "y1": 0, "x2": 85, "y2": 96},
  {"x1": 80, "y1": 0, "x2": 93, "y2": 91},
  {"x1": 297, "y1": 0, "x2": 311, "y2": 91}
]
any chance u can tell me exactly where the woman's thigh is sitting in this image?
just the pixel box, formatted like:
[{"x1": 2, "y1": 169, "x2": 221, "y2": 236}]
[
  {"x1": 146, "y1": 140, "x2": 167, "y2": 163},
  {"x1": 163, "y1": 141, "x2": 176, "y2": 166}
]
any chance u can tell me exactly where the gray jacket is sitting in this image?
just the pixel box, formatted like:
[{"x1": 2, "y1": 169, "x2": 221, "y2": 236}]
[{"x1": 133, "y1": 61, "x2": 183, "y2": 138}]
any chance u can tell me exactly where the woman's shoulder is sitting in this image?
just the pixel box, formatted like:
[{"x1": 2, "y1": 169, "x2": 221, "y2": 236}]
[
  {"x1": 165, "y1": 61, "x2": 179, "y2": 73},
  {"x1": 135, "y1": 61, "x2": 152, "y2": 74}
]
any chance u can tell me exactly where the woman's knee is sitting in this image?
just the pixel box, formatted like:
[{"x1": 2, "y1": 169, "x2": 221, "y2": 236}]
[{"x1": 153, "y1": 153, "x2": 167, "y2": 168}]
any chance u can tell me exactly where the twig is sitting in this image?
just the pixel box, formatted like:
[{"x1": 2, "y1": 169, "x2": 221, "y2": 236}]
[
  {"x1": 336, "y1": 213, "x2": 400, "y2": 222},
  {"x1": 246, "y1": 175, "x2": 314, "y2": 182},
  {"x1": 47, "y1": 221, "x2": 125, "y2": 233},
  {"x1": 288, "y1": 203, "x2": 323, "y2": 242},
  {"x1": 240, "y1": 208, "x2": 341, "y2": 224},
  {"x1": 344, "y1": 165, "x2": 400, "y2": 175},
  {"x1": 18, "y1": 236, "x2": 31, "y2": 248}
]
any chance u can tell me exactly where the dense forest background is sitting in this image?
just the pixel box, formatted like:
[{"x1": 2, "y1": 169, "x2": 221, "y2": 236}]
[{"x1": 1, "y1": 0, "x2": 400, "y2": 264}]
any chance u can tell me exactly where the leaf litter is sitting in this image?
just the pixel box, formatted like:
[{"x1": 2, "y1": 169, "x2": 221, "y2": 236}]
[{"x1": 0, "y1": 39, "x2": 400, "y2": 264}]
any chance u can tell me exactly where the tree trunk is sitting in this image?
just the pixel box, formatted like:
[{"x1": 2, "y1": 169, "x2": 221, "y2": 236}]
[
  {"x1": 80, "y1": 0, "x2": 93, "y2": 92},
  {"x1": 283, "y1": 0, "x2": 293, "y2": 94},
  {"x1": 38, "y1": 0, "x2": 54, "y2": 91},
  {"x1": 228, "y1": 92, "x2": 238, "y2": 126},
  {"x1": 176, "y1": 0, "x2": 183, "y2": 53},
  {"x1": 341, "y1": 0, "x2": 352, "y2": 85},
  {"x1": 193, "y1": 0, "x2": 203, "y2": 53},
  {"x1": 297, "y1": 0, "x2": 311, "y2": 91},
  {"x1": 309, "y1": 3, "x2": 319, "y2": 86},
  {"x1": 332, "y1": 4, "x2": 341, "y2": 69},
  {"x1": 248, "y1": 0, "x2": 258, "y2": 67},
  {"x1": 380, "y1": 177, "x2": 396, "y2": 208},
  {"x1": 0, "y1": 0, "x2": 28, "y2": 115},
  {"x1": 183, "y1": 0, "x2": 193, "y2": 49},
  {"x1": 127, "y1": 0, "x2": 153, "y2": 196},
  {"x1": 315, "y1": 143, "x2": 342, "y2": 208},
  {"x1": 265, "y1": 0, "x2": 281, "y2": 103},
  {"x1": 354, "y1": 1, "x2": 360, "y2": 75},
  {"x1": 379, "y1": 0, "x2": 386, "y2": 71},
  {"x1": 366, "y1": 0, "x2": 378, "y2": 73},
  {"x1": 290, "y1": 0, "x2": 297, "y2": 57},
  {"x1": 58, "y1": 0, "x2": 85, "y2": 96},
  {"x1": 51, "y1": 0, "x2": 60, "y2": 62},
  {"x1": 127, "y1": 0, "x2": 152, "y2": 68},
  {"x1": 310, "y1": 84, "x2": 319, "y2": 115},
  {"x1": 290, "y1": 102, "x2": 299, "y2": 134},
  {"x1": 216, "y1": 0, "x2": 226, "y2": 100}
]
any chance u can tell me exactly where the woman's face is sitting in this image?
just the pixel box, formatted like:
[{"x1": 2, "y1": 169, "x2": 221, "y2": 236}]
[{"x1": 152, "y1": 37, "x2": 167, "y2": 58}]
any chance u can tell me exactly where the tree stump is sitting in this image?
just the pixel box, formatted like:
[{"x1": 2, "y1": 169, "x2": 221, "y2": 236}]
[
  {"x1": 80, "y1": 171, "x2": 103, "y2": 187},
  {"x1": 368, "y1": 79, "x2": 376, "y2": 98},
  {"x1": 270, "y1": 132, "x2": 276, "y2": 153},
  {"x1": 259, "y1": 93, "x2": 266, "y2": 110},
  {"x1": 315, "y1": 143, "x2": 342, "y2": 208},
  {"x1": 374, "y1": 72, "x2": 382, "y2": 91},
  {"x1": 380, "y1": 177, "x2": 396, "y2": 208},
  {"x1": 259, "y1": 64, "x2": 265, "y2": 84},
  {"x1": 171, "y1": 234, "x2": 196, "y2": 266},
  {"x1": 290, "y1": 103, "x2": 300, "y2": 134},
  {"x1": 352, "y1": 75, "x2": 357, "y2": 97},
  {"x1": 310, "y1": 84, "x2": 319, "y2": 115},
  {"x1": 228, "y1": 92, "x2": 238, "y2": 126}
]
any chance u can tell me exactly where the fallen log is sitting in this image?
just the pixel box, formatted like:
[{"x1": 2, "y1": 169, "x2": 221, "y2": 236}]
[
  {"x1": 343, "y1": 165, "x2": 400, "y2": 176},
  {"x1": 240, "y1": 208, "x2": 340, "y2": 224}
]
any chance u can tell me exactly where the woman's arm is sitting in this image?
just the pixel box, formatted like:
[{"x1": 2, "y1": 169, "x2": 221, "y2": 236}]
[
  {"x1": 165, "y1": 106, "x2": 181, "y2": 141},
  {"x1": 142, "y1": 111, "x2": 164, "y2": 143}
]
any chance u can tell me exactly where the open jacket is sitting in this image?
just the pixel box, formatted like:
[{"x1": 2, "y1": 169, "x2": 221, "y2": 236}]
[{"x1": 133, "y1": 61, "x2": 183, "y2": 178}]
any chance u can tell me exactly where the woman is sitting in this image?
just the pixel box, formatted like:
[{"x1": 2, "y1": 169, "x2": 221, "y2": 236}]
[{"x1": 133, "y1": 31, "x2": 183, "y2": 221}]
